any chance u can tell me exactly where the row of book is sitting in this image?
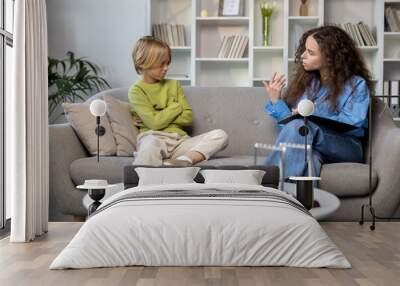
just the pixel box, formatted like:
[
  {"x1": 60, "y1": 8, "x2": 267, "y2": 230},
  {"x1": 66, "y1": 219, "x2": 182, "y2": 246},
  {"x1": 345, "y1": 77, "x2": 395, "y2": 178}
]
[
  {"x1": 337, "y1": 22, "x2": 376, "y2": 46},
  {"x1": 385, "y1": 7, "x2": 400, "y2": 32},
  {"x1": 152, "y1": 24, "x2": 186, "y2": 47},
  {"x1": 217, "y1": 35, "x2": 249, "y2": 58}
]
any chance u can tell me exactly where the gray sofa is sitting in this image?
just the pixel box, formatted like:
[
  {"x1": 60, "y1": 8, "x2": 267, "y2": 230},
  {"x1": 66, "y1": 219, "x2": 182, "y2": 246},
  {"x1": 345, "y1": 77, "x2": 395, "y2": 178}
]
[{"x1": 49, "y1": 86, "x2": 400, "y2": 221}]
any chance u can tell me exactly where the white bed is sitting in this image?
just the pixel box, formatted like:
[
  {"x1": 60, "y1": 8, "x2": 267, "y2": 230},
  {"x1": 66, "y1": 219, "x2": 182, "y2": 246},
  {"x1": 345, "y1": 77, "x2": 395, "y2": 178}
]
[{"x1": 50, "y1": 183, "x2": 350, "y2": 269}]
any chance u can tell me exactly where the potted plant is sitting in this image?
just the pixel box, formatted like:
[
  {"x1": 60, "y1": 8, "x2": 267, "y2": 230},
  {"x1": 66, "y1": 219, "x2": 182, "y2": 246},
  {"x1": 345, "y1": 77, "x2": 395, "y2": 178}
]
[{"x1": 48, "y1": 51, "x2": 110, "y2": 120}]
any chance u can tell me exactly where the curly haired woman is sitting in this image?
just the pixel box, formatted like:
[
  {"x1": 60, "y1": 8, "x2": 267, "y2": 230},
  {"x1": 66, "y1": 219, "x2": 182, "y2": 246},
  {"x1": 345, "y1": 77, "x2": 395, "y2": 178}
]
[{"x1": 263, "y1": 25, "x2": 374, "y2": 178}]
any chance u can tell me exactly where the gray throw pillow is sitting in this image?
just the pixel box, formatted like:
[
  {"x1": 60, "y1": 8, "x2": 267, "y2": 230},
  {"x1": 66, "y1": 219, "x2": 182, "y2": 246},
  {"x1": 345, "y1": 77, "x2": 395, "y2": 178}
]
[{"x1": 62, "y1": 102, "x2": 117, "y2": 156}]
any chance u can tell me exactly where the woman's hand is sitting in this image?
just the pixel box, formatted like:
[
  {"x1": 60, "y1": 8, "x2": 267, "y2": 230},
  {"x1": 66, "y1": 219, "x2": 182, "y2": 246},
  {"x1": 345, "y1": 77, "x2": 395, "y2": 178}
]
[{"x1": 263, "y1": 72, "x2": 286, "y2": 104}]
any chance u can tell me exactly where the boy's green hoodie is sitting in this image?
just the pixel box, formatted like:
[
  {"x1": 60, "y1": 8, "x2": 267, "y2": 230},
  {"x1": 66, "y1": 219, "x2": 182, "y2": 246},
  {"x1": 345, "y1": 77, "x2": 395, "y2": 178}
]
[{"x1": 128, "y1": 79, "x2": 193, "y2": 137}]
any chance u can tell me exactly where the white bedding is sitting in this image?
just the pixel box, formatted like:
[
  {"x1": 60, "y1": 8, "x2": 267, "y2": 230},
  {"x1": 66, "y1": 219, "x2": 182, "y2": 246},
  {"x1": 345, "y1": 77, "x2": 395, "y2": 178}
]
[{"x1": 50, "y1": 183, "x2": 351, "y2": 269}]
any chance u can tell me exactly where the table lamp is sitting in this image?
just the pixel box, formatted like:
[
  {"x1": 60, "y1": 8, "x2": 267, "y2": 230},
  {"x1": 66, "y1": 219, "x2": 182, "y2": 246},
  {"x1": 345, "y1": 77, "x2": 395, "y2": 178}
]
[
  {"x1": 290, "y1": 99, "x2": 320, "y2": 210},
  {"x1": 89, "y1": 99, "x2": 107, "y2": 163},
  {"x1": 298, "y1": 99, "x2": 315, "y2": 170},
  {"x1": 80, "y1": 99, "x2": 108, "y2": 216}
]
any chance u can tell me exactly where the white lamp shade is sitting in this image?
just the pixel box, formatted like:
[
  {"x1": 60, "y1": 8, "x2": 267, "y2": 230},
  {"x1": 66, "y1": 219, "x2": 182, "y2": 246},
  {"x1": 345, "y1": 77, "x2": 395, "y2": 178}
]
[
  {"x1": 298, "y1": 99, "x2": 315, "y2": 117},
  {"x1": 90, "y1": 99, "x2": 107, "y2": 117}
]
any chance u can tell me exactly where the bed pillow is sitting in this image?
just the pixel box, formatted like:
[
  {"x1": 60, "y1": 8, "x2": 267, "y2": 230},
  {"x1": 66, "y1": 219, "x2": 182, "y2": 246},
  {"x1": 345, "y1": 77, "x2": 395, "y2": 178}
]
[
  {"x1": 135, "y1": 167, "x2": 201, "y2": 186},
  {"x1": 200, "y1": 169, "x2": 266, "y2": 185},
  {"x1": 103, "y1": 95, "x2": 139, "y2": 156},
  {"x1": 62, "y1": 102, "x2": 117, "y2": 155}
]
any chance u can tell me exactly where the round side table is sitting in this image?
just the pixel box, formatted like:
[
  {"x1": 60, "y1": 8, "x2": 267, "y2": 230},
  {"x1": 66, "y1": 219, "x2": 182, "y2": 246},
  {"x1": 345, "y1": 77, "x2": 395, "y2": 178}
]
[
  {"x1": 81, "y1": 183, "x2": 124, "y2": 215},
  {"x1": 77, "y1": 183, "x2": 119, "y2": 216}
]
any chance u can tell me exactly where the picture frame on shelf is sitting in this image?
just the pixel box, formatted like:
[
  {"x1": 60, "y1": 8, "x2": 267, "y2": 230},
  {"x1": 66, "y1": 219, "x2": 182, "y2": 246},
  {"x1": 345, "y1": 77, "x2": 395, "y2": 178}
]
[{"x1": 218, "y1": 0, "x2": 244, "y2": 16}]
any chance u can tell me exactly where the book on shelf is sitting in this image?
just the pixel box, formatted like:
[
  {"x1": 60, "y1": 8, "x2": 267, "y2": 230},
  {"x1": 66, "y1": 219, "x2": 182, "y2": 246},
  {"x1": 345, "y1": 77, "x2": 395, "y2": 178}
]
[
  {"x1": 217, "y1": 36, "x2": 227, "y2": 58},
  {"x1": 152, "y1": 24, "x2": 186, "y2": 47},
  {"x1": 382, "y1": 80, "x2": 400, "y2": 106},
  {"x1": 358, "y1": 22, "x2": 376, "y2": 46},
  {"x1": 391, "y1": 80, "x2": 399, "y2": 106},
  {"x1": 217, "y1": 35, "x2": 248, "y2": 58},
  {"x1": 383, "y1": 80, "x2": 390, "y2": 104},
  {"x1": 338, "y1": 22, "x2": 376, "y2": 46},
  {"x1": 385, "y1": 6, "x2": 400, "y2": 32}
]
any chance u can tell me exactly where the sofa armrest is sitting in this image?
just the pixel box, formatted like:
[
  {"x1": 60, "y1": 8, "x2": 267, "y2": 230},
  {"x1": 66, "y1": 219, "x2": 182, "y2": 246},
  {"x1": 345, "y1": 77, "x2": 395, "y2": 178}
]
[
  {"x1": 369, "y1": 126, "x2": 400, "y2": 216},
  {"x1": 49, "y1": 124, "x2": 89, "y2": 220}
]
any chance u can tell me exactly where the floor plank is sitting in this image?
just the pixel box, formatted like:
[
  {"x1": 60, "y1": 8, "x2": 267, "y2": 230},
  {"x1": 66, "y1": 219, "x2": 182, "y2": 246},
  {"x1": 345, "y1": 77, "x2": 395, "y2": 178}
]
[{"x1": 0, "y1": 222, "x2": 399, "y2": 286}]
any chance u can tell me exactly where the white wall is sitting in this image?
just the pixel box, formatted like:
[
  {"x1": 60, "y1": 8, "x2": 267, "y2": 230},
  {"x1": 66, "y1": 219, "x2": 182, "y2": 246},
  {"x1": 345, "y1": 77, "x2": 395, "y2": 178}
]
[{"x1": 47, "y1": 0, "x2": 148, "y2": 89}]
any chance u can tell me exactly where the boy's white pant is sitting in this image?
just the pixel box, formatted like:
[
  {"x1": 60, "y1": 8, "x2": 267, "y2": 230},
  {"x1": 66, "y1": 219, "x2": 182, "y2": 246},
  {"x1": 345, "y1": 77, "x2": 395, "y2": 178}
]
[{"x1": 133, "y1": 129, "x2": 229, "y2": 166}]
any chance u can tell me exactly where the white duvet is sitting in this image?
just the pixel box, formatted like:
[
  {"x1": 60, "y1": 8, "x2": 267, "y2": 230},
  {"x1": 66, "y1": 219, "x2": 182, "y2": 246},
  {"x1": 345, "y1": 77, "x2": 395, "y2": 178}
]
[{"x1": 50, "y1": 183, "x2": 350, "y2": 269}]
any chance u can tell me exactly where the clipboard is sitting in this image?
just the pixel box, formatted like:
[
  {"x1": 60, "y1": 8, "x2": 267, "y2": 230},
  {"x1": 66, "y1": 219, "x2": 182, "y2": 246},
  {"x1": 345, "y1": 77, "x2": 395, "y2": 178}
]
[{"x1": 278, "y1": 114, "x2": 359, "y2": 133}]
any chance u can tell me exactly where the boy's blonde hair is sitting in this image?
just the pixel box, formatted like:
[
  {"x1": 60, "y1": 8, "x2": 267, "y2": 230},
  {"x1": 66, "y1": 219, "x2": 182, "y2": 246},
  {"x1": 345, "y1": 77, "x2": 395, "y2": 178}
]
[{"x1": 132, "y1": 36, "x2": 171, "y2": 74}]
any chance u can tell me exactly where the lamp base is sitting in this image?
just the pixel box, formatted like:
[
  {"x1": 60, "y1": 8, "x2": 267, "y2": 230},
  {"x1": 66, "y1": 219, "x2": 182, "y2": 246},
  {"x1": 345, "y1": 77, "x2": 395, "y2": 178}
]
[
  {"x1": 289, "y1": 177, "x2": 321, "y2": 210},
  {"x1": 87, "y1": 188, "x2": 106, "y2": 216},
  {"x1": 296, "y1": 180, "x2": 314, "y2": 210}
]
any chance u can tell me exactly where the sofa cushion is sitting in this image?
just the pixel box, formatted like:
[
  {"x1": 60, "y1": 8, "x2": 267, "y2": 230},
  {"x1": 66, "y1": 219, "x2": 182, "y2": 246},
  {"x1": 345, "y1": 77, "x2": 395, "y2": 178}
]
[
  {"x1": 70, "y1": 156, "x2": 134, "y2": 186},
  {"x1": 70, "y1": 155, "x2": 279, "y2": 189},
  {"x1": 124, "y1": 164, "x2": 279, "y2": 189},
  {"x1": 320, "y1": 163, "x2": 378, "y2": 197}
]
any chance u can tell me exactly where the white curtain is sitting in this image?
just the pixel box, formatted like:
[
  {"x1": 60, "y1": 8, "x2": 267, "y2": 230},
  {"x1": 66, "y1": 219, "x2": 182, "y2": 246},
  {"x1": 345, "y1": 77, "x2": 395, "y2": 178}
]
[{"x1": 8, "y1": 0, "x2": 49, "y2": 242}]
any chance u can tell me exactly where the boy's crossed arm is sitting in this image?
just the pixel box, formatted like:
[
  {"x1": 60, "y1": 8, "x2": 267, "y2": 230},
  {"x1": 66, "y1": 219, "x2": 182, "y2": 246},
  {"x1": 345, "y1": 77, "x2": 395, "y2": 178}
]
[
  {"x1": 171, "y1": 86, "x2": 193, "y2": 127},
  {"x1": 131, "y1": 94, "x2": 182, "y2": 130}
]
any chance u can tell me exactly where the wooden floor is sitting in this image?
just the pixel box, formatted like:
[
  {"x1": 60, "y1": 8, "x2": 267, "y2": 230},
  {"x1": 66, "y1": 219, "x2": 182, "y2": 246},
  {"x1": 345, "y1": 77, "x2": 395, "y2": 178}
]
[{"x1": 0, "y1": 222, "x2": 400, "y2": 286}]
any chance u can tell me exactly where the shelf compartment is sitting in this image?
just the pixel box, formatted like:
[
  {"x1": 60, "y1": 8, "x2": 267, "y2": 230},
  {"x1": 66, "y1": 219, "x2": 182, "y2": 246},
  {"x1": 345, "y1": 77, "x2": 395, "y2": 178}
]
[
  {"x1": 195, "y1": 61, "x2": 249, "y2": 87},
  {"x1": 384, "y1": 37, "x2": 400, "y2": 58},
  {"x1": 253, "y1": 0, "x2": 285, "y2": 47},
  {"x1": 196, "y1": 16, "x2": 249, "y2": 58},
  {"x1": 384, "y1": 62, "x2": 400, "y2": 81},
  {"x1": 196, "y1": 0, "x2": 250, "y2": 17},
  {"x1": 167, "y1": 49, "x2": 191, "y2": 83},
  {"x1": 150, "y1": 0, "x2": 192, "y2": 46},
  {"x1": 289, "y1": 0, "x2": 320, "y2": 17},
  {"x1": 253, "y1": 51, "x2": 284, "y2": 80}
]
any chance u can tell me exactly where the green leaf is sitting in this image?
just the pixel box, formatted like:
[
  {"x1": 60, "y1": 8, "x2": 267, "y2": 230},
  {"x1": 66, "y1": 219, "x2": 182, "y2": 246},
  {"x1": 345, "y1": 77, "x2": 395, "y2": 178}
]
[{"x1": 48, "y1": 50, "x2": 111, "y2": 117}]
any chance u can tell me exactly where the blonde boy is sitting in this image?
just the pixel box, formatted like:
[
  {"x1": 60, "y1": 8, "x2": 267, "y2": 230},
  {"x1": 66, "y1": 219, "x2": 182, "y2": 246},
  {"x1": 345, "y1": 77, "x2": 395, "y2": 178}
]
[{"x1": 129, "y1": 36, "x2": 228, "y2": 166}]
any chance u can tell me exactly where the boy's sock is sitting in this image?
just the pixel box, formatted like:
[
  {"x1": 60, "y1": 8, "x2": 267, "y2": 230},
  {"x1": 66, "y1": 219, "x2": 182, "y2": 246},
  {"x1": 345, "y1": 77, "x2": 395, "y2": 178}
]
[
  {"x1": 175, "y1": 155, "x2": 193, "y2": 164},
  {"x1": 163, "y1": 155, "x2": 193, "y2": 167}
]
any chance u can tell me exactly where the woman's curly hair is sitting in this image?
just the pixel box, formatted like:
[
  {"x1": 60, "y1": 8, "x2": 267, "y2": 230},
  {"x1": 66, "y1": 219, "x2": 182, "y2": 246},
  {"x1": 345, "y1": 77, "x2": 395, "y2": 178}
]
[{"x1": 284, "y1": 25, "x2": 374, "y2": 109}]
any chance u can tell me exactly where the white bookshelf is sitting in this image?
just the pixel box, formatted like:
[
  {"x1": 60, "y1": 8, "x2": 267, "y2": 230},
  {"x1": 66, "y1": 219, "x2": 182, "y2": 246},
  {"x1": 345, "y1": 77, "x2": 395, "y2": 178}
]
[
  {"x1": 383, "y1": 0, "x2": 400, "y2": 95},
  {"x1": 147, "y1": 0, "x2": 399, "y2": 93}
]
